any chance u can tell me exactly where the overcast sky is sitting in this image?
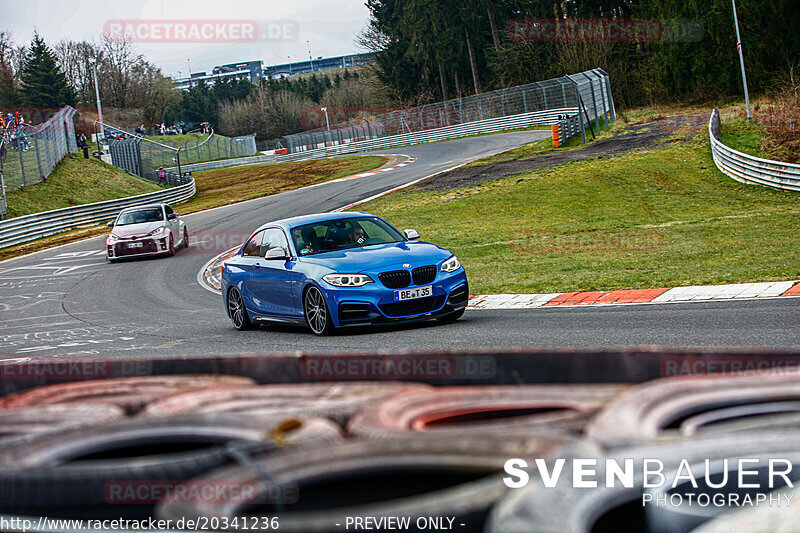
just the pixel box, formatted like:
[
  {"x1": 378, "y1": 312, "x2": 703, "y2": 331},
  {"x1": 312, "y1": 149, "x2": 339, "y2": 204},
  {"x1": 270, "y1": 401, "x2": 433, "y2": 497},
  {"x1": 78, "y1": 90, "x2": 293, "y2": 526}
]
[{"x1": 2, "y1": 0, "x2": 371, "y2": 77}]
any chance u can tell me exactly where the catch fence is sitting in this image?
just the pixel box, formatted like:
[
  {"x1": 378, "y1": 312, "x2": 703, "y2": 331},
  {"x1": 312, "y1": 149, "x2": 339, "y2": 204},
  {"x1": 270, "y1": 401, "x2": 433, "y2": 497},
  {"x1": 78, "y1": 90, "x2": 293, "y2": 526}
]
[
  {"x1": 282, "y1": 68, "x2": 614, "y2": 154},
  {"x1": 0, "y1": 107, "x2": 78, "y2": 190}
]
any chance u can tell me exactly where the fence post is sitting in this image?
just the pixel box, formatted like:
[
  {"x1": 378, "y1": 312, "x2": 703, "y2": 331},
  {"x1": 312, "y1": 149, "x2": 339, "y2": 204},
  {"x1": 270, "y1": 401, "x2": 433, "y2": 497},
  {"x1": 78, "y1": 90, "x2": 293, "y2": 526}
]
[
  {"x1": 571, "y1": 80, "x2": 587, "y2": 143},
  {"x1": 0, "y1": 146, "x2": 7, "y2": 220},
  {"x1": 581, "y1": 72, "x2": 601, "y2": 134},
  {"x1": 597, "y1": 68, "x2": 616, "y2": 122},
  {"x1": 18, "y1": 142, "x2": 25, "y2": 186},
  {"x1": 33, "y1": 135, "x2": 45, "y2": 180}
]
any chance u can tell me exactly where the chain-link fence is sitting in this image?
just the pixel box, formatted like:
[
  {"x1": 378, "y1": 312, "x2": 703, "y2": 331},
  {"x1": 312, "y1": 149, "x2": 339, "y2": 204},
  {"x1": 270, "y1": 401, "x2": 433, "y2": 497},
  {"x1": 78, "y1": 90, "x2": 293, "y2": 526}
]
[
  {"x1": 0, "y1": 107, "x2": 78, "y2": 190},
  {"x1": 100, "y1": 120, "x2": 257, "y2": 185},
  {"x1": 145, "y1": 131, "x2": 258, "y2": 167},
  {"x1": 282, "y1": 68, "x2": 614, "y2": 153}
]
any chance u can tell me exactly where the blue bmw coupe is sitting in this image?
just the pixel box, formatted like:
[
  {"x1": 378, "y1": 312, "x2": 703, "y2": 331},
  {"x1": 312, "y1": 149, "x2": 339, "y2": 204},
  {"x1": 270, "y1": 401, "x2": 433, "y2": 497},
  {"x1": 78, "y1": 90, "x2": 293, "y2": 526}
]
[{"x1": 221, "y1": 212, "x2": 468, "y2": 335}]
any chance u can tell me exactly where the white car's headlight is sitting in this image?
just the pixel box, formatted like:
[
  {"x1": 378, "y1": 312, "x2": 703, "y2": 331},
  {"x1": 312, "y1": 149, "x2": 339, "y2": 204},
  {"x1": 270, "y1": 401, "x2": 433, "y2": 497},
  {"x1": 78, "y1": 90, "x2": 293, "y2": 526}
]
[
  {"x1": 146, "y1": 226, "x2": 168, "y2": 237},
  {"x1": 323, "y1": 274, "x2": 374, "y2": 287},
  {"x1": 441, "y1": 255, "x2": 461, "y2": 273},
  {"x1": 109, "y1": 233, "x2": 120, "y2": 242}
]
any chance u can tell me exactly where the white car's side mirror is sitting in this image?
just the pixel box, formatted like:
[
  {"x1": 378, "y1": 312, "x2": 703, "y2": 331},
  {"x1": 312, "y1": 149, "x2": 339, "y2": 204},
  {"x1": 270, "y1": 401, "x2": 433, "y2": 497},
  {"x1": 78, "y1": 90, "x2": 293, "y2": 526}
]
[{"x1": 404, "y1": 229, "x2": 420, "y2": 240}]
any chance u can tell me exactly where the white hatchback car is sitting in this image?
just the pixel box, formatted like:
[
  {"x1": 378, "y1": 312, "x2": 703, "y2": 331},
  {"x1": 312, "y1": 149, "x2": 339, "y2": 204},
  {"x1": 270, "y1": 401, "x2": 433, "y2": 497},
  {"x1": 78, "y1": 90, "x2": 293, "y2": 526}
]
[{"x1": 105, "y1": 203, "x2": 189, "y2": 261}]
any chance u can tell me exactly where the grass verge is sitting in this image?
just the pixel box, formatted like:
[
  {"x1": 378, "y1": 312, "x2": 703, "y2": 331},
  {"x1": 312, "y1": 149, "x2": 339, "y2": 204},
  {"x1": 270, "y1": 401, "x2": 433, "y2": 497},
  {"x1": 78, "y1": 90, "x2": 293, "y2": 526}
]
[
  {"x1": 176, "y1": 156, "x2": 387, "y2": 214},
  {"x1": 5, "y1": 155, "x2": 160, "y2": 218},
  {"x1": 351, "y1": 122, "x2": 800, "y2": 294}
]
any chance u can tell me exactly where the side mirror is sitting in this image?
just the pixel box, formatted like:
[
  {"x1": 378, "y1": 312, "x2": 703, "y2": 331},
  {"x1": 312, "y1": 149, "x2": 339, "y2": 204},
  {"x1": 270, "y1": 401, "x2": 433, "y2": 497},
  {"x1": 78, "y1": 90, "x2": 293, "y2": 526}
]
[
  {"x1": 404, "y1": 229, "x2": 420, "y2": 240},
  {"x1": 264, "y1": 247, "x2": 290, "y2": 260},
  {"x1": 107, "y1": 220, "x2": 114, "y2": 227},
  {"x1": 167, "y1": 213, "x2": 178, "y2": 220}
]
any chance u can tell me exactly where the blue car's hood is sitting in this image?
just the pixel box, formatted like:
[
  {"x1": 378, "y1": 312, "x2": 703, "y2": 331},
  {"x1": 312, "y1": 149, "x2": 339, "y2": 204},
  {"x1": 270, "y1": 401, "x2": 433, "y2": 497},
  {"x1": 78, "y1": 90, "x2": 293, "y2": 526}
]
[{"x1": 298, "y1": 241, "x2": 453, "y2": 273}]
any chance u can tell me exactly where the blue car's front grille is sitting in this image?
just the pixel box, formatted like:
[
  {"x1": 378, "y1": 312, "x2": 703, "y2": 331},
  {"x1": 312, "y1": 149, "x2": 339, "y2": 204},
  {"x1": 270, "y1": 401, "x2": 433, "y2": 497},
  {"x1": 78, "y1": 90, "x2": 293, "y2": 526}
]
[
  {"x1": 412, "y1": 265, "x2": 437, "y2": 285},
  {"x1": 379, "y1": 270, "x2": 411, "y2": 289},
  {"x1": 380, "y1": 295, "x2": 445, "y2": 317}
]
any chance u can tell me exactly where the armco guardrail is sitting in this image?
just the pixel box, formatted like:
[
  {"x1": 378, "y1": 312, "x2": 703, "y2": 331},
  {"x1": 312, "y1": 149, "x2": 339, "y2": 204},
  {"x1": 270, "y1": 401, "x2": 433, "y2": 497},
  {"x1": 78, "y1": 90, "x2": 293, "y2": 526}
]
[
  {"x1": 0, "y1": 179, "x2": 196, "y2": 249},
  {"x1": 171, "y1": 107, "x2": 580, "y2": 174},
  {"x1": 709, "y1": 109, "x2": 800, "y2": 192}
]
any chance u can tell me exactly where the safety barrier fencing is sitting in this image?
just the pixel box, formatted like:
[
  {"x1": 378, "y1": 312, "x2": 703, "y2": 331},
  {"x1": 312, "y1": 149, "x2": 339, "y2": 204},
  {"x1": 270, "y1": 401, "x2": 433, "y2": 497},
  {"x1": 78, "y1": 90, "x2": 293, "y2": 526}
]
[
  {"x1": 170, "y1": 107, "x2": 581, "y2": 174},
  {"x1": 0, "y1": 178, "x2": 196, "y2": 249},
  {"x1": 709, "y1": 109, "x2": 800, "y2": 192}
]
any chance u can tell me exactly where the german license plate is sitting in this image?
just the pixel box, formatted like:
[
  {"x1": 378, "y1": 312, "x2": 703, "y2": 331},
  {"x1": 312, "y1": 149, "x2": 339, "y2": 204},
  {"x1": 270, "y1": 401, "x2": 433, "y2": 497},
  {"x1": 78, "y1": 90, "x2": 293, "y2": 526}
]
[
  {"x1": 127, "y1": 242, "x2": 143, "y2": 248},
  {"x1": 395, "y1": 285, "x2": 433, "y2": 301}
]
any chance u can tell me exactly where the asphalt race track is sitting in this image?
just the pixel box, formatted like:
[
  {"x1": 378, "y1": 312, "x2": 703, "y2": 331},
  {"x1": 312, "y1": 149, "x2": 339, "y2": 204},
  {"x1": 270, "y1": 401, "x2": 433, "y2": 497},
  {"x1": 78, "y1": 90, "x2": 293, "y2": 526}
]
[{"x1": 1, "y1": 130, "x2": 798, "y2": 359}]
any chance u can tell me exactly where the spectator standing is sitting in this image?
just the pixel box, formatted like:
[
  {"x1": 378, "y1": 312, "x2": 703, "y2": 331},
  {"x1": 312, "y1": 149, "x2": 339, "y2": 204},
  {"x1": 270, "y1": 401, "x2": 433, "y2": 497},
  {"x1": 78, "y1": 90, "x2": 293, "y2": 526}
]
[{"x1": 157, "y1": 166, "x2": 167, "y2": 186}]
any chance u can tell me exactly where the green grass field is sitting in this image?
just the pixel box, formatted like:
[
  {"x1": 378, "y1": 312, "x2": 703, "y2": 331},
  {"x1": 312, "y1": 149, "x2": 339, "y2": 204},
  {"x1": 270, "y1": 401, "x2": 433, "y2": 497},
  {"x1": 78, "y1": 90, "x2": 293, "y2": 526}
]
[
  {"x1": 178, "y1": 156, "x2": 387, "y2": 214},
  {"x1": 351, "y1": 123, "x2": 800, "y2": 294}
]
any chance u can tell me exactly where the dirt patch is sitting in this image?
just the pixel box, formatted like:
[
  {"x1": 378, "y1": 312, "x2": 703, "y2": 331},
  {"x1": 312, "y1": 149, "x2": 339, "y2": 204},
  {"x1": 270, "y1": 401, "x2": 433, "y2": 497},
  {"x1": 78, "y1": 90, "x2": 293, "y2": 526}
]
[{"x1": 419, "y1": 121, "x2": 683, "y2": 190}]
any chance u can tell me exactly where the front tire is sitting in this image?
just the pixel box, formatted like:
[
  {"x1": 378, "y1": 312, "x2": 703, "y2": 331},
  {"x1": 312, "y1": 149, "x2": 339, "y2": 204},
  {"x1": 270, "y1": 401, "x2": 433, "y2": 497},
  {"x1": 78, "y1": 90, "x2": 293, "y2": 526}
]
[
  {"x1": 437, "y1": 307, "x2": 465, "y2": 324},
  {"x1": 165, "y1": 235, "x2": 175, "y2": 257},
  {"x1": 227, "y1": 288, "x2": 253, "y2": 331},
  {"x1": 181, "y1": 227, "x2": 189, "y2": 249},
  {"x1": 304, "y1": 286, "x2": 333, "y2": 336}
]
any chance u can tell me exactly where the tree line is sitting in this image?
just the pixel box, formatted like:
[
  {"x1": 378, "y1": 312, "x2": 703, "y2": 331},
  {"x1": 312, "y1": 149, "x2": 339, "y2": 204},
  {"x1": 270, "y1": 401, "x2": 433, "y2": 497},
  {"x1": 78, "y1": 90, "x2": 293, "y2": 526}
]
[{"x1": 360, "y1": 0, "x2": 800, "y2": 108}]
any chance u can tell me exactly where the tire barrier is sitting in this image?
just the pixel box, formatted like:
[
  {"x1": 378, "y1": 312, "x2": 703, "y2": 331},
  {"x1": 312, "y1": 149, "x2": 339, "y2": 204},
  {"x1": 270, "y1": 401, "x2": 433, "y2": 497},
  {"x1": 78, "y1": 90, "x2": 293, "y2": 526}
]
[
  {"x1": 347, "y1": 385, "x2": 626, "y2": 438},
  {"x1": 586, "y1": 375, "x2": 800, "y2": 448},
  {"x1": 0, "y1": 374, "x2": 256, "y2": 415},
  {"x1": 485, "y1": 430, "x2": 800, "y2": 533},
  {"x1": 691, "y1": 485, "x2": 800, "y2": 533},
  {"x1": 143, "y1": 382, "x2": 433, "y2": 424},
  {"x1": 156, "y1": 433, "x2": 584, "y2": 533},
  {"x1": 0, "y1": 413, "x2": 343, "y2": 516},
  {"x1": 0, "y1": 404, "x2": 125, "y2": 440},
  {"x1": 644, "y1": 452, "x2": 800, "y2": 533}
]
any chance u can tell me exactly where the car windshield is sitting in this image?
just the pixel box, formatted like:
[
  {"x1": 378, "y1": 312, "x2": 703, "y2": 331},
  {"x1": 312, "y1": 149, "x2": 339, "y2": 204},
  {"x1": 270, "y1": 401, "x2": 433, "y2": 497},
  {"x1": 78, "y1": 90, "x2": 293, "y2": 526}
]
[
  {"x1": 291, "y1": 217, "x2": 405, "y2": 256},
  {"x1": 115, "y1": 207, "x2": 164, "y2": 226}
]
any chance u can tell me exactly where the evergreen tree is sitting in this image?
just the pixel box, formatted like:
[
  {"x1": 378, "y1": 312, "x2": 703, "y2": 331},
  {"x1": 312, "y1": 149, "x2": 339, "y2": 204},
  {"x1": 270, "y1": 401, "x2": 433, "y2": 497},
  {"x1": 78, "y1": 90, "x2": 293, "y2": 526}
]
[{"x1": 20, "y1": 33, "x2": 75, "y2": 108}]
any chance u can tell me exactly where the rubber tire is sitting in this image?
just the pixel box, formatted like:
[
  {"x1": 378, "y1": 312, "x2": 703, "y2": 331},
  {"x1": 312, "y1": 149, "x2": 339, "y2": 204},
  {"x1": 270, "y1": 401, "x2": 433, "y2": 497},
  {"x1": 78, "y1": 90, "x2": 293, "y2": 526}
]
[
  {"x1": 486, "y1": 429, "x2": 800, "y2": 533},
  {"x1": 143, "y1": 382, "x2": 433, "y2": 425},
  {"x1": 348, "y1": 384, "x2": 627, "y2": 438},
  {"x1": 165, "y1": 234, "x2": 175, "y2": 256},
  {"x1": 155, "y1": 433, "x2": 580, "y2": 533},
  {"x1": 586, "y1": 374, "x2": 800, "y2": 449},
  {"x1": 0, "y1": 374, "x2": 255, "y2": 415},
  {"x1": 181, "y1": 227, "x2": 189, "y2": 249},
  {"x1": 0, "y1": 412, "x2": 343, "y2": 513},
  {"x1": 0, "y1": 404, "x2": 125, "y2": 440},
  {"x1": 304, "y1": 285, "x2": 333, "y2": 336},
  {"x1": 691, "y1": 485, "x2": 800, "y2": 533},
  {"x1": 227, "y1": 287, "x2": 253, "y2": 331},
  {"x1": 436, "y1": 307, "x2": 465, "y2": 323},
  {"x1": 644, "y1": 451, "x2": 800, "y2": 533}
]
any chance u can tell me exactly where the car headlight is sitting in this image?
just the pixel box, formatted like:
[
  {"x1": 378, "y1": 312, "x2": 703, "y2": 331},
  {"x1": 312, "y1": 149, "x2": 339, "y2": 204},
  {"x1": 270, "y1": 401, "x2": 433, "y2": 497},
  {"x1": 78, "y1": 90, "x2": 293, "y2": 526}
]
[
  {"x1": 108, "y1": 233, "x2": 120, "y2": 242},
  {"x1": 323, "y1": 274, "x2": 374, "y2": 287},
  {"x1": 146, "y1": 227, "x2": 168, "y2": 237},
  {"x1": 441, "y1": 255, "x2": 461, "y2": 273}
]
